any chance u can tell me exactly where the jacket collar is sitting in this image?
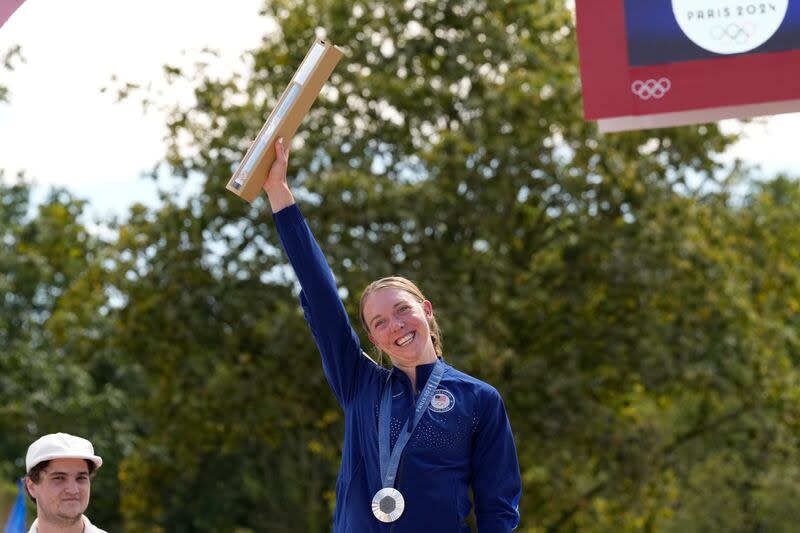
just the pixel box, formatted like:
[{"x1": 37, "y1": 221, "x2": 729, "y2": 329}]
[{"x1": 391, "y1": 357, "x2": 445, "y2": 392}]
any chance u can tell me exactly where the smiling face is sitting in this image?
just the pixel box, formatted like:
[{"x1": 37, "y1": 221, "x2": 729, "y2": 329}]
[
  {"x1": 362, "y1": 286, "x2": 438, "y2": 368},
  {"x1": 26, "y1": 458, "x2": 91, "y2": 526}
]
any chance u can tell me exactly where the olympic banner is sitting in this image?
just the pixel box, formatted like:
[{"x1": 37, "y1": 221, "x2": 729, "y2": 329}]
[
  {"x1": 576, "y1": 0, "x2": 800, "y2": 132},
  {"x1": 0, "y1": 0, "x2": 26, "y2": 29}
]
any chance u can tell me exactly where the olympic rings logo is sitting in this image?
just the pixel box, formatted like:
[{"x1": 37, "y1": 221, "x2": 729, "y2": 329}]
[
  {"x1": 631, "y1": 78, "x2": 672, "y2": 100},
  {"x1": 710, "y1": 23, "x2": 756, "y2": 44}
]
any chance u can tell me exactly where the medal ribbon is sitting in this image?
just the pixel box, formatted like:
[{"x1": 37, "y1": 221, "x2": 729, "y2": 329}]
[{"x1": 378, "y1": 359, "x2": 445, "y2": 488}]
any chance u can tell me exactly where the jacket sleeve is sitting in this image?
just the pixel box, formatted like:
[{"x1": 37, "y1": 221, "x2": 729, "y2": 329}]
[
  {"x1": 272, "y1": 203, "x2": 373, "y2": 406},
  {"x1": 470, "y1": 386, "x2": 522, "y2": 532}
]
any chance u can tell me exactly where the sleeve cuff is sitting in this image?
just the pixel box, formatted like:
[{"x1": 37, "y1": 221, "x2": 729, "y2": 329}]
[{"x1": 271, "y1": 202, "x2": 301, "y2": 222}]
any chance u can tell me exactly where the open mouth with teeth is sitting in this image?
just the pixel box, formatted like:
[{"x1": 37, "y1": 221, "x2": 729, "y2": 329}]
[{"x1": 395, "y1": 332, "x2": 415, "y2": 347}]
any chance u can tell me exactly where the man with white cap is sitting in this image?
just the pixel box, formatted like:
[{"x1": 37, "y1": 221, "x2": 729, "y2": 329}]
[{"x1": 23, "y1": 433, "x2": 107, "y2": 533}]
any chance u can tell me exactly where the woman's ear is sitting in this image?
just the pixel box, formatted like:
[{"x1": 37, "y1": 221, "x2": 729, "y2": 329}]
[{"x1": 423, "y1": 300, "x2": 433, "y2": 319}]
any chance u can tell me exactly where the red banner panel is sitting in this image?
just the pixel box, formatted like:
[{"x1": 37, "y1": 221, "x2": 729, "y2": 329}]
[
  {"x1": 576, "y1": 0, "x2": 800, "y2": 132},
  {"x1": 0, "y1": 0, "x2": 26, "y2": 29}
]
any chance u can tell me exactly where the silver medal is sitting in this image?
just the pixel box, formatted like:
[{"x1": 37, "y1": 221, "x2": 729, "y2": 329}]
[{"x1": 371, "y1": 487, "x2": 405, "y2": 522}]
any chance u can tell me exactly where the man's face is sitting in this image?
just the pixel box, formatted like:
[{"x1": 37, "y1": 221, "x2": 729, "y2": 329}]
[{"x1": 26, "y1": 458, "x2": 91, "y2": 525}]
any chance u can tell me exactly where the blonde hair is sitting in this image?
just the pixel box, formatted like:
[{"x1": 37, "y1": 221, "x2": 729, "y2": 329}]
[{"x1": 359, "y1": 276, "x2": 443, "y2": 358}]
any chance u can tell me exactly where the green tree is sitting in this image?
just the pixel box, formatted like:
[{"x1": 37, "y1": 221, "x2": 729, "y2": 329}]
[
  {"x1": 5, "y1": 0, "x2": 799, "y2": 531},
  {"x1": 0, "y1": 181, "x2": 132, "y2": 530},
  {"x1": 0, "y1": 45, "x2": 23, "y2": 103},
  {"x1": 107, "y1": 0, "x2": 787, "y2": 530}
]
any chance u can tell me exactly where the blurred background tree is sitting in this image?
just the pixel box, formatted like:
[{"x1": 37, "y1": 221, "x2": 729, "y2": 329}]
[{"x1": 2, "y1": 0, "x2": 800, "y2": 531}]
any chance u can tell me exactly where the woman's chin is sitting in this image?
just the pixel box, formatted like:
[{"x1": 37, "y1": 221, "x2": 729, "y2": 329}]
[{"x1": 388, "y1": 348, "x2": 431, "y2": 366}]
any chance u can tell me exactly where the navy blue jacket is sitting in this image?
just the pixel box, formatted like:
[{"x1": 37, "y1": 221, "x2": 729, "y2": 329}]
[{"x1": 274, "y1": 204, "x2": 521, "y2": 532}]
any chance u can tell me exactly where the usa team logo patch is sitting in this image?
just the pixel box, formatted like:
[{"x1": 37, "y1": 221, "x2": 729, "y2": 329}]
[{"x1": 429, "y1": 389, "x2": 455, "y2": 413}]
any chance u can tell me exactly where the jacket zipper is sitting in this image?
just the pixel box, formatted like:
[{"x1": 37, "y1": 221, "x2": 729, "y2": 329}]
[{"x1": 389, "y1": 381, "x2": 417, "y2": 533}]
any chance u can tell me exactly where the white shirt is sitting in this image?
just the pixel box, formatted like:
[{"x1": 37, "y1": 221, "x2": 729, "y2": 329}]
[{"x1": 28, "y1": 515, "x2": 107, "y2": 533}]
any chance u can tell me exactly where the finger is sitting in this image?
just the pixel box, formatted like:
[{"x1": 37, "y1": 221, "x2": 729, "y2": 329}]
[
  {"x1": 276, "y1": 138, "x2": 285, "y2": 161},
  {"x1": 277, "y1": 137, "x2": 291, "y2": 162}
]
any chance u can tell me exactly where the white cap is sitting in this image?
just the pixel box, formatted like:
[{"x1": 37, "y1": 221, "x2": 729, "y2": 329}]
[{"x1": 26, "y1": 433, "x2": 103, "y2": 473}]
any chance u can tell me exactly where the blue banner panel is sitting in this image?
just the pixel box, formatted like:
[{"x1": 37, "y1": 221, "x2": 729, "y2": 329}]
[{"x1": 624, "y1": 0, "x2": 800, "y2": 66}]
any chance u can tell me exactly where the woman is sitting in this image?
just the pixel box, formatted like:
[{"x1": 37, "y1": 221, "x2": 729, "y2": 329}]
[{"x1": 265, "y1": 138, "x2": 521, "y2": 532}]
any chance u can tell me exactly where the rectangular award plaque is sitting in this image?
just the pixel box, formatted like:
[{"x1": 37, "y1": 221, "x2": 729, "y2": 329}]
[
  {"x1": 227, "y1": 39, "x2": 344, "y2": 202},
  {"x1": 576, "y1": 0, "x2": 800, "y2": 132}
]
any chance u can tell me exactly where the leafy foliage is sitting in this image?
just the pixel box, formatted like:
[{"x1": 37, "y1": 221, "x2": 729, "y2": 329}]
[{"x1": 2, "y1": 0, "x2": 800, "y2": 531}]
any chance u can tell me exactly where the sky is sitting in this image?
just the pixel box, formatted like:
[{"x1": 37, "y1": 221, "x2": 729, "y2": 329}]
[
  {"x1": 0, "y1": 0, "x2": 798, "y2": 221},
  {"x1": 0, "y1": 0, "x2": 266, "y2": 219}
]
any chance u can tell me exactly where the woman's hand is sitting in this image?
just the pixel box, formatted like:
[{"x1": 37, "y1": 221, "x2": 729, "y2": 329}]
[{"x1": 263, "y1": 137, "x2": 296, "y2": 212}]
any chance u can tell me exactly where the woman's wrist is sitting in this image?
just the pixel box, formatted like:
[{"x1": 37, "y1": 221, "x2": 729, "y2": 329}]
[{"x1": 266, "y1": 184, "x2": 295, "y2": 213}]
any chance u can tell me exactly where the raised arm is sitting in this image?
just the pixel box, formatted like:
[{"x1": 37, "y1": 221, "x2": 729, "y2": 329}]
[{"x1": 264, "y1": 138, "x2": 375, "y2": 405}]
